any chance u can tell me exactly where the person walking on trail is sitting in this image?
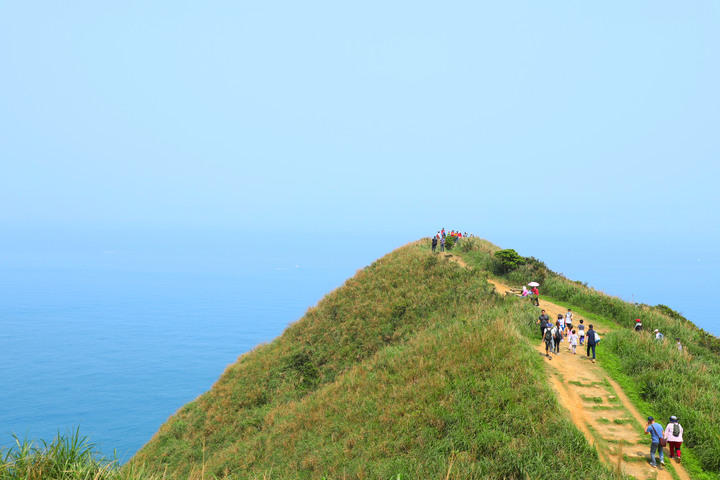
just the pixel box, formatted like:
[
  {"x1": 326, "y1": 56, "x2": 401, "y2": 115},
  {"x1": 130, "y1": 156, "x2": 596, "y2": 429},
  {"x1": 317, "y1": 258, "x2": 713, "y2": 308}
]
[
  {"x1": 543, "y1": 323, "x2": 554, "y2": 360},
  {"x1": 440, "y1": 236, "x2": 445, "y2": 252},
  {"x1": 557, "y1": 313, "x2": 565, "y2": 335},
  {"x1": 537, "y1": 310, "x2": 550, "y2": 340},
  {"x1": 586, "y1": 324, "x2": 597, "y2": 363},
  {"x1": 569, "y1": 329, "x2": 579, "y2": 354},
  {"x1": 431, "y1": 236, "x2": 438, "y2": 253},
  {"x1": 634, "y1": 319, "x2": 643, "y2": 331},
  {"x1": 565, "y1": 309, "x2": 573, "y2": 335},
  {"x1": 645, "y1": 416, "x2": 665, "y2": 468},
  {"x1": 578, "y1": 319, "x2": 586, "y2": 345},
  {"x1": 654, "y1": 329, "x2": 664, "y2": 341},
  {"x1": 664, "y1": 415, "x2": 684, "y2": 463},
  {"x1": 552, "y1": 320, "x2": 563, "y2": 355}
]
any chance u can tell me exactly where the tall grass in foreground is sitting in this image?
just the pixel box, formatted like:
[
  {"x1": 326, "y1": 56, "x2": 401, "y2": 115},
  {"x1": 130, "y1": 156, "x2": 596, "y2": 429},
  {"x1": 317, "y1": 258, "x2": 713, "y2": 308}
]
[{"x1": 0, "y1": 429, "x2": 152, "y2": 480}]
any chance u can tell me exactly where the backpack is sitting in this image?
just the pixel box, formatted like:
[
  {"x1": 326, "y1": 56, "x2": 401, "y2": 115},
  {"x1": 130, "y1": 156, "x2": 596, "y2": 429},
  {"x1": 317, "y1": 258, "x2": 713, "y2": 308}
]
[
  {"x1": 554, "y1": 328, "x2": 563, "y2": 342},
  {"x1": 673, "y1": 423, "x2": 680, "y2": 437},
  {"x1": 544, "y1": 329, "x2": 553, "y2": 343}
]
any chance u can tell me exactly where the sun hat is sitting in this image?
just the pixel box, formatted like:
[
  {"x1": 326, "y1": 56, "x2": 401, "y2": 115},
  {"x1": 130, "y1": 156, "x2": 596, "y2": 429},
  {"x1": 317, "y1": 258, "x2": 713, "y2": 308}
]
[
  {"x1": 654, "y1": 329, "x2": 659, "y2": 332},
  {"x1": 648, "y1": 416, "x2": 654, "y2": 421},
  {"x1": 636, "y1": 319, "x2": 641, "y2": 322}
]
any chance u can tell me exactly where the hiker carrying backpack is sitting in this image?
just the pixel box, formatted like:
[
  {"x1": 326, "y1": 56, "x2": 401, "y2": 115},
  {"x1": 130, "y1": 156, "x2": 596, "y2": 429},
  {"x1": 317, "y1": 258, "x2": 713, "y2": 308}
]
[
  {"x1": 664, "y1": 415, "x2": 684, "y2": 463},
  {"x1": 543, "y1": 327, "x2": 554, "y2": 359}
]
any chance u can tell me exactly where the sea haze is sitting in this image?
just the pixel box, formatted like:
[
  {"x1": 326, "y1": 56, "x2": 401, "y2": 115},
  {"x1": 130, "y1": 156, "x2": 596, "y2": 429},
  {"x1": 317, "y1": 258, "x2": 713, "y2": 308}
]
[
  {"x1": 1, "y1": 229, "x2": 717, "y2": 460},
  {"x1": 0, "y1": 230, "x2": 404, "y2": 461}
]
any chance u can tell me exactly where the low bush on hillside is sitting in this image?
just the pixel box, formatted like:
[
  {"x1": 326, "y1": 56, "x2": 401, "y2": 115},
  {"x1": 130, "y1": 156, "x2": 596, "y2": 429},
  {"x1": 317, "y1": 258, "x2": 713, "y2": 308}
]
[{"x1": 492, "y1": 248, "x2": 524, "y2": 274}]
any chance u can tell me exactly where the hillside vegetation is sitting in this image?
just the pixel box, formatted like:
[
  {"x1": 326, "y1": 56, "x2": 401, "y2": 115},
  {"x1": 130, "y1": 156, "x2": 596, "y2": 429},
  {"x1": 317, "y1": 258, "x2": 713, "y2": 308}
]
[
  {"x1": 452, "y1": 240, "x2": 720, "y2": 479},
  {"x1": 6, "y1": 237, "x2": 718, "y2": 479},
  {"x1": 129, "y1": 240, "x2": 619, "y2": 479}
]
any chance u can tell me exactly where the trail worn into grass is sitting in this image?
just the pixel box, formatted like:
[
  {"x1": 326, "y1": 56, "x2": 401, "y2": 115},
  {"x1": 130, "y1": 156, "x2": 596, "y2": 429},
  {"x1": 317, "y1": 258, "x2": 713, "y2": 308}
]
[
  {"x1": 443, "y1": 254, "x2": 691, "y2": 478},
  {"x1": 483, "y1": 275, "x2": 692, "y2": 480}
]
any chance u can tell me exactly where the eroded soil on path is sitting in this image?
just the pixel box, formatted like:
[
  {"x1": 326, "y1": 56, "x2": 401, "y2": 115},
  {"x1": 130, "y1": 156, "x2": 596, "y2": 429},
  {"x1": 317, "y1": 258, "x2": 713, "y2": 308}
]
[
  {"x1": 482, "y1": 272, "x2": 692, "y2": 480},
  {"x1": 422, "y1": 254, "x2": 690, "y2": 480},
  {"x1": 440, "y1": 253, "x2": 691, "y2": 478}
]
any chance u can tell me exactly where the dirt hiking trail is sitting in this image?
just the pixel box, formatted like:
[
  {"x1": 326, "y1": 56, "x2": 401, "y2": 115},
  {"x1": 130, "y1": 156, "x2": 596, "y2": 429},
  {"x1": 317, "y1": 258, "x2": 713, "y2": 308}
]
[
  {"x1": 487, "y1": 276, "x2": 692, "y2": 480},
  {"x1": 442, "y1": 254, "x2": 690, "y2": 479}
]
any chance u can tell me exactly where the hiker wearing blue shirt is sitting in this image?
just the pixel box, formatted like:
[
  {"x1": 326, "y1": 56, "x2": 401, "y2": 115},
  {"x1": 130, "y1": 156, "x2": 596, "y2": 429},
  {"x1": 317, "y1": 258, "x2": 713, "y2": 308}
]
[
  {"x1": 645, "y1": 416, "x2": 665, "y2": 468},
  {"x1": 586, "y1": 324, "x2": 597, "y2": 363}
]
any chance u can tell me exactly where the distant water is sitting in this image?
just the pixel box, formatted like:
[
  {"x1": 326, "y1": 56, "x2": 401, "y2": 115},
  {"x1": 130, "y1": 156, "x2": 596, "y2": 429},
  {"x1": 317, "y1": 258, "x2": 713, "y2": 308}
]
[
  {"x1": 1, "y1": 229, "x2": 717, "y2": 460},
  {"x1": 492, "y1": 232, "x2": 719, "y2": 335},
  {"x1": 0, "y1": 230, "x2": 406, "y2": 461}
]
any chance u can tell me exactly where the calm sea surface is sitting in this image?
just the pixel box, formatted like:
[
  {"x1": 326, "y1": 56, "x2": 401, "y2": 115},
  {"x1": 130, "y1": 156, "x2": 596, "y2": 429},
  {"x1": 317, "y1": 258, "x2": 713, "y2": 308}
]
[{"x1": 1, "y1": 230, "x2": 717, "y2": 460}]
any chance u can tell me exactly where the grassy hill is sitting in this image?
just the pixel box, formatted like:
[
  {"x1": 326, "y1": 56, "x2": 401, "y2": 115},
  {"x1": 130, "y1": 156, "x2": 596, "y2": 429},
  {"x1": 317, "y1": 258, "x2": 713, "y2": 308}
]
[
  {"x1": 5, "y1": 237, "x2": 720, "y2": 479},
  {"x1": 128, "y1": 240, "x2": 619, "y2": 479}
]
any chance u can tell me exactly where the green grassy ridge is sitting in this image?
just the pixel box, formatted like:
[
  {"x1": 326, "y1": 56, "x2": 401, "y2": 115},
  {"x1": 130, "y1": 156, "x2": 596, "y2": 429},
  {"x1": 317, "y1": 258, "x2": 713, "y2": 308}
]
[
  {"x1": 452, "y1": 237, "x2": 720, "y2": 478},
  {"x1": 129, "y1": 241, "x2": 625, "y2": 479}
]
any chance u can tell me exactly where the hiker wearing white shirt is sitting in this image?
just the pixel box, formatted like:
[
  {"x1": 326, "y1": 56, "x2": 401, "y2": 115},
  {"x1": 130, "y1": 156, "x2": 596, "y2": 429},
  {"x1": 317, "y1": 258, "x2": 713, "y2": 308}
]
[
  {"x1": 557, "y1": 313, "x2": 565, "y2": 333},
  {"x1": 569, "y1": 330, "x2": 579, "y2": 354},
  {"x1": 654, "y1": 329, "x2": 664, "y2": 341},
  {"x1": 551, "y1": 320, "x2": 563, "y2": 354},
  {"x1": 564, "y1": 309, "x2": 573, "y2": 334}
]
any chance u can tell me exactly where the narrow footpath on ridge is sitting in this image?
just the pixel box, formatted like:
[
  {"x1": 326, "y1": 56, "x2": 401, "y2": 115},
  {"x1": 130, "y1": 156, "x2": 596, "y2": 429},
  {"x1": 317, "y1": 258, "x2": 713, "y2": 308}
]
[
  {"x1": 443, "y1": 253, "x2": 690, "y2": 480},
  {"x1": 487, "y1": 277, "x2": 692, "y2": 480}
]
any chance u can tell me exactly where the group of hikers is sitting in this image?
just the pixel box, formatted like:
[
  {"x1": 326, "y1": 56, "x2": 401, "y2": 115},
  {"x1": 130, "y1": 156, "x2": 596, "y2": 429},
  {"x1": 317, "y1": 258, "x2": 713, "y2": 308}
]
[
  {"x1": 534, "y1": 296, "x2": 685, "y2": 469},
  {"x1": 427, "y1": 232, "x2": 686, "y2": 470},
  {"x1": 645, "y1": 415, "x2": 685, "y2": 468},
  {"x1": 536, "y1": 308, "x2": 597, "y2": 361},
  {"x1": 520, "y1": 284, "x2": 540, "y2": 306},
  {"x1": 430, "y1": 228, "x2": 473, "y2": 253}
]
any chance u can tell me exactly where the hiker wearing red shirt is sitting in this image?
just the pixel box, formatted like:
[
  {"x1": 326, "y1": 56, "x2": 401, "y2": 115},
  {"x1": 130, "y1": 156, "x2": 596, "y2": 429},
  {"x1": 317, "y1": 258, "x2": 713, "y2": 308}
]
[{"x1": 531, "y1": 286, "x2": 540, "y2": 306}]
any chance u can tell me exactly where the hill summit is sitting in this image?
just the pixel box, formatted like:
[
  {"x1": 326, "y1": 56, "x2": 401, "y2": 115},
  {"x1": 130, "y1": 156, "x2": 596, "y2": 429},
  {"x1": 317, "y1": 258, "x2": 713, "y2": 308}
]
[
  {"x1": 130, "y1": 238, "x2": 720, "y2": 480},
  {"x1": 130, "y1": 239, "x2": 616, "y2": 479}
]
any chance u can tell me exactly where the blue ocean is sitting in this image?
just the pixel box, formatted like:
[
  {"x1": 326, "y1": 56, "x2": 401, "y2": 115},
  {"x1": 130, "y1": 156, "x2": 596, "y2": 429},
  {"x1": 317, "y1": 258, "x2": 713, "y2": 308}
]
[{"x1": 1, "y1": 230, "x2": 717, "y2": 460}]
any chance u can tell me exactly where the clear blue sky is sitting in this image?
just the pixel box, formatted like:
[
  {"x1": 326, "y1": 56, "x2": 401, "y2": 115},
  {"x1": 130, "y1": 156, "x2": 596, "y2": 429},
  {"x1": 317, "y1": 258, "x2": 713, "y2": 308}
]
[{"x1": 2, "y1": 1, "x2": 718, "y2": 239}]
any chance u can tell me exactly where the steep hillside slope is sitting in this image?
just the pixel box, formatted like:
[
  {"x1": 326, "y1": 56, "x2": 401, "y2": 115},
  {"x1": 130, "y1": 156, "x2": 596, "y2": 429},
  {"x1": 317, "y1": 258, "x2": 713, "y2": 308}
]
[{"x1": 130, "y1": 241, "x2": 618, "y2": 479}]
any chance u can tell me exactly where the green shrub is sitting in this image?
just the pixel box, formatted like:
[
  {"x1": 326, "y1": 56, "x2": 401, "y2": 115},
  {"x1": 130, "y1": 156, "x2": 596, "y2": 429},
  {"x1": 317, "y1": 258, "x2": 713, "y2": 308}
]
[
  {"x1": 444, "y1": 235, "x2": 456, "y2": 250},
  {"x1": 493, "y1": 248, "x2": 524, "y2": 274}
]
